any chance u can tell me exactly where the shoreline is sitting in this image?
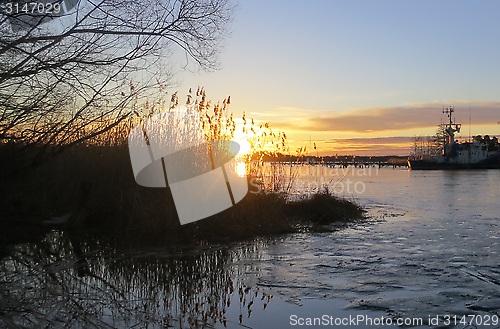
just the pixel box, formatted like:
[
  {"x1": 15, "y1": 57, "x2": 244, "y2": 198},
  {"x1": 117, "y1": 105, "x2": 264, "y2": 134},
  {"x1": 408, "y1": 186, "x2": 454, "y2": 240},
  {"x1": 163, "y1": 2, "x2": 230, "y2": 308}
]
[{"x1": 1, "y1": 145, "x2": 364, "y2": 247}]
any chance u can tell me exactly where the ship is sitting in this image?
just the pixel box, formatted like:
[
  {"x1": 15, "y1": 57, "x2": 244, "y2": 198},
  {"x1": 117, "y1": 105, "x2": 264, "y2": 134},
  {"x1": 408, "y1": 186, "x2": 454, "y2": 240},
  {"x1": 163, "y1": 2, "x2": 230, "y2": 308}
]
[{"x1": 408, "y1": 106, "x2": 500, "y2": 170}]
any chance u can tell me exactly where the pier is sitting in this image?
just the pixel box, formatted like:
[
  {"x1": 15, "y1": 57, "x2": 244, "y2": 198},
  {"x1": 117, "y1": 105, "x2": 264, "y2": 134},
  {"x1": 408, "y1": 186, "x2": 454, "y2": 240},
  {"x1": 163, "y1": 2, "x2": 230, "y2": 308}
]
[{"x1": 261, "y1": 155, "x2": 409, "y2": 169}]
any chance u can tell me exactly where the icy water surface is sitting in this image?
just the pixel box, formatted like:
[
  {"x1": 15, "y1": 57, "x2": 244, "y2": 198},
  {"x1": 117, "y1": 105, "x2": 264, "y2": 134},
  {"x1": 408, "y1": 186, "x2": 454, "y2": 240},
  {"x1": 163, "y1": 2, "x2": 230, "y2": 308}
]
[{"x1": 1, "y1": 168, "x2": 499, "y2": 328}]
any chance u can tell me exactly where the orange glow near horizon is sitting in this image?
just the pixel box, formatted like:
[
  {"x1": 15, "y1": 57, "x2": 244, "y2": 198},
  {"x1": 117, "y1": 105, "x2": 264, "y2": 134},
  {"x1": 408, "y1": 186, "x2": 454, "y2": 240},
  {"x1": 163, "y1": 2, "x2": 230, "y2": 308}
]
[
  {"x1": 229, "y1": 101, "x2": 500, "y2": 157},
  {"x1": 263, "y1": 121, "x2": 500, "y2": 156},
  {"x1": 225, "y1": 102, "x2": 500, "y2": 157}
]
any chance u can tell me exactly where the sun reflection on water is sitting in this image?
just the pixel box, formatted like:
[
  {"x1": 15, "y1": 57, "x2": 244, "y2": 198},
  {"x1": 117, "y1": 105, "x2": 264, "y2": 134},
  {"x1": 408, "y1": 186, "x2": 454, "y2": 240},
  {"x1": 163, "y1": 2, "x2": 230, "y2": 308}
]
[{"x1": 236, "y1": 161, "x2": 247, "y2": 177}]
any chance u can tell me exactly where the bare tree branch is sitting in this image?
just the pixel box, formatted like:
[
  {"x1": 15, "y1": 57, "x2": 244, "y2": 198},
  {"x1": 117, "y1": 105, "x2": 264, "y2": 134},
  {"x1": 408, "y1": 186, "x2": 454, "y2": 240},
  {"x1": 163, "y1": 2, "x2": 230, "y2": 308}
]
[{"x1": 0, "y1": 0, "x2": 234, "y2": 171}]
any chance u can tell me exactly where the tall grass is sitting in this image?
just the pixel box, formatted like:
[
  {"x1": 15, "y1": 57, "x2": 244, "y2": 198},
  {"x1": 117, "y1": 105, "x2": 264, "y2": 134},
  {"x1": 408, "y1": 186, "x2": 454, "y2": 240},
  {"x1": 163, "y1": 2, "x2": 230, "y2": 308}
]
[{"x1": 1, "y1": 88, "x2": 363, "y2": 242}]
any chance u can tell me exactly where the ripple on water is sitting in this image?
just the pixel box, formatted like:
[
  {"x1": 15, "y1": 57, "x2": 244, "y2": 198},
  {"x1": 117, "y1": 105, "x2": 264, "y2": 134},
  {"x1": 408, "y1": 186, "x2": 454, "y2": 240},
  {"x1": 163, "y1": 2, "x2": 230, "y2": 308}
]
[{"x1": 2, "y1": 169, "x2": 499, "y2": 328}]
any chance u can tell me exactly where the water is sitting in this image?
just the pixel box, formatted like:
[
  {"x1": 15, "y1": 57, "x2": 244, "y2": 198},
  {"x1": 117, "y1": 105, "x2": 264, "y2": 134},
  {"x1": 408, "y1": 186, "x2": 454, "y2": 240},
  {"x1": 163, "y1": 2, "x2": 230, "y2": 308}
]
[{"x1": 1, "y1": 168, "x2": 499, "y2": 328}]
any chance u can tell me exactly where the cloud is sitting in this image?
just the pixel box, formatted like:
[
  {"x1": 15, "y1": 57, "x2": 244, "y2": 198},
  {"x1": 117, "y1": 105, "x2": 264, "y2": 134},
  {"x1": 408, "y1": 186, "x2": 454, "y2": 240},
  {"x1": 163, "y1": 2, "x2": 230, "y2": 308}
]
[
  {"x1": 324, "y1": 136, "x2": 414, "y2": 156},
  {"x1": 328, "y1": 136, "x2": 414, "y2": 145},
  {"x1": 326, "y1": 136, "x2": 414, "y2": 148},
  {"x1": 274, "y1": 101, "x2": 500, "y2": 132}
]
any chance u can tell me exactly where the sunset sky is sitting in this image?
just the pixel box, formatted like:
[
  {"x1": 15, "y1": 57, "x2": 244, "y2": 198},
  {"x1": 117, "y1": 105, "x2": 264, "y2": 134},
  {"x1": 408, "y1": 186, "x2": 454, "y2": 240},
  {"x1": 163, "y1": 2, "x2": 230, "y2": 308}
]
[{"x1": 176, "y1": 0, "x2": 500, "y2": 156}]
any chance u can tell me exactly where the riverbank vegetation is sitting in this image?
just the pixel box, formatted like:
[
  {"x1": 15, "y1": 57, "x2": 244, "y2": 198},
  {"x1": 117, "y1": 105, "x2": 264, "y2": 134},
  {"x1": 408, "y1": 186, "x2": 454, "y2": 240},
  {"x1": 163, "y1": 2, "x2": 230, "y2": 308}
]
[{"x1": 1, "y1": 91, "x2": 364, "y2": 245}]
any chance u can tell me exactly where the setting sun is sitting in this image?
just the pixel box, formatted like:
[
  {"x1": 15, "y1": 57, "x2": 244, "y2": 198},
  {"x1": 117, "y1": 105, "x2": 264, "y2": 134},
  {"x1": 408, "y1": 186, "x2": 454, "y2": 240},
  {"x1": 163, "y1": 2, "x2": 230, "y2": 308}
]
[{"x1": 234, "y1": 137, "x2": 252, "y2": 156}]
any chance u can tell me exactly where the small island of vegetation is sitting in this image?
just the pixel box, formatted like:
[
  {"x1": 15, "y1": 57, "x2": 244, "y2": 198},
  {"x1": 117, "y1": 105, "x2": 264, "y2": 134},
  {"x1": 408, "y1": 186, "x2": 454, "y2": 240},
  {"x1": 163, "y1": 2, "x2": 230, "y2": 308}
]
[{"x1": 1, "y1": 89, "x2": 364, "y2": 246}]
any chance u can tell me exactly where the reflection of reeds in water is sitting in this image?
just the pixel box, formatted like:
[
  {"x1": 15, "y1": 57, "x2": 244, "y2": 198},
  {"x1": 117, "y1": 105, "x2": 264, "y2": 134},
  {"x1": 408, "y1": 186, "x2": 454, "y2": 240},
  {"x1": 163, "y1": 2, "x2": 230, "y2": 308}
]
[{"x1": 0, "y1": 231, "x2": 273, "y2": 328}]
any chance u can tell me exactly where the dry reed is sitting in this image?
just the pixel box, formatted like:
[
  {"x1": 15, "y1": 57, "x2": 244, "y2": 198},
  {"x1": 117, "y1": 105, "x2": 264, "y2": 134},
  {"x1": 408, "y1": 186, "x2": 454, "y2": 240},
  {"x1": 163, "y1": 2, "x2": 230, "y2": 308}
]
[{"x1": 1, "y1": 88, "x2": 363, "y2": 242}]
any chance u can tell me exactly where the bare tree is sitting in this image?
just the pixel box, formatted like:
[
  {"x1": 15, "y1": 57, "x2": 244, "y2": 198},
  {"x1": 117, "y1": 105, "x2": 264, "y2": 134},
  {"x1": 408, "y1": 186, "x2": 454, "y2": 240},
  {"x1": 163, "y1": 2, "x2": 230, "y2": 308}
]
[
  {"x1": 411, "y1": 125, "x2": 447, "y2": 158},
  {"x1": 0, "y1": 0, "x2": 233, "y2": 170},
  {"x1": 432, "y1": 124, "x2": 447, "y2": 154}
]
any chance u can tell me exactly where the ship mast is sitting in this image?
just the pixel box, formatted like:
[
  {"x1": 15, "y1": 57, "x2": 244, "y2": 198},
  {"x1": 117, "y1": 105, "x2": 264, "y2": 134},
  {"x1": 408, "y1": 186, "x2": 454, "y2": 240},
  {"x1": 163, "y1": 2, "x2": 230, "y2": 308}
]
[{"x1": 442, "y1": 106, "x2": 461, "y2": 157}]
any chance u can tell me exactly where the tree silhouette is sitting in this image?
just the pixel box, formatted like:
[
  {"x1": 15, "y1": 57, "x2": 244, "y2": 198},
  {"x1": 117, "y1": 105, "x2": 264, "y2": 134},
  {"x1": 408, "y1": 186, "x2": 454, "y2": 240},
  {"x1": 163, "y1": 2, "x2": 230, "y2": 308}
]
[{"x1": 0, "y1": 0, "x2": 234, "y2": 170}]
